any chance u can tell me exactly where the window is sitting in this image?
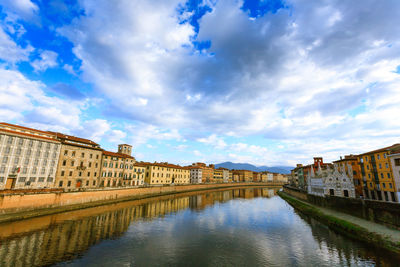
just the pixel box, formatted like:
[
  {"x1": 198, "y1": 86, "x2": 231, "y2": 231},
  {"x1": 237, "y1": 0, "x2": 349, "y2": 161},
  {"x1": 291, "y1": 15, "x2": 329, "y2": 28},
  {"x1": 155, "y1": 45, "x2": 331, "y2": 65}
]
[
  {"x1": 385, "y1": 163, "x2": 389, "y2": 168},
  {"x1": 38, "y1": 177, "x2": 45, "y2": 182},
  {"x1": 96, "y1": 155, "x2": 99, "y2": 159},
  {"x1": 51, "y1": 160, "x2": 55, "y2": 166},
  {"x1": 47, "y1": 177, "x2": 53, "y2": 182},
  {"x1": 7, "y1": 136, "x2": 13, "y2": 144},
  {"x1": 71, "y1": 161, "x2": 75, "y2": 167},
  {"x1": 81, "y1": 152, "x2": 85, "y2": 157},
  {"x1": 67, "y1": 181, "x2": 71, "y2": 187},
  {"x1": 29, "y1": 140, "x2": 33, "y2": 147},
  {"x1": 90, "y1": 154, "x2": 93, "y2": 159},
  {"x1": 62, "y1": 160, "x2": 66, "y2": 166},
  {"x1": 2, "y1": 157, "x2": 7, "y2": 164},
  {"x1": 61, "y1": 171, "x2": 65, "y2": 176},
  {"x1": 0, "y1": 166, "x2": 5, "y2": 173},
  {"x1": 72, "y1": 151, "x2": 75, "y2": 156},
  {"x1": 379, "y1": 163, "x2": 382, "y2": 169},
  {"x1": 32, "y1": 167, "x2": 37, "y2": 174},
  {"x1": 383, "y1": 183, "x2": 386, "y2": 188},
  {"x1": 37, "y1": 142, "x2": 42, "y2": 148},
  {"x1": 381, "y1": 173, "x2": 384, "y2": 178},
  {"x1": 24, "y1": 158, "x2": 29, "y2": 165},
  {"x1": 69, "y1": 171, "x2": 73, "y2": 176},
  {"x1": 46, "y1": 143, "x2": 51, "y2": 149},
  {"x1": 5, "y1": 147, "x2": 10, "y2": 154},
  {"x1": 377, "y1": 154, "x2": 380, "y2": 160},
  {"x1": 0, "y1": 177, "x2": 4, "y2": 183},
  {"x1": 34, "y1": 159, "x2": 39, "y2": 166},
  {"x1": 79, "y1": 172, "x2": 82, "y2": 177},
  {"x1": 384, "y1": 153, "x2": 387, "y2": 158},
  {"x1": 395, "y1": 159, "x2": 400, "y2": 166},
  {"x1": 94, "y1": 172, "x2": 97, "y2": 177},
  {"x1": 18, "y1": 177, "x2": 26, "y2": 183},
  {"x1": 367, "y1": 165, "x2": 369, "y2": 170},
  {"x1": 44, "y1": 151, "x2": 49, "y2": 158},
  {"x1": 26, "y1": 149, "x2": 32, "y2": 156},
  {"x1": 14, "y1": 157, "x2": 19, "y2": 164},
  {"x1": 95, "y1": 163, "x2": 98, "y2": 168},
  {"x1": 36, "y1": 151, "x2": 40, "y2": 157},
  {"x1": 93, "y1": 180, "x2": 96, "y2": 186},
  {"x1": 89, "y1": 162, "x2": 92, "y2": 167},
  {"x1": 88, "y1": 172, "x2": 91, "y2": 176},
  {"x1": 109, "y1": 162, "x2": 113, "y2": 168},
  {"x1": 18, "y1": 138, "x2": 24, "y2": 145},
  {"x1": 387, "y1": 173, "x2": 391, "y2": 178},
  {"x1": 86, "y1": 180, "x2": 89, "y2": 186},
  {"x1": 103, "y1": 162, "x2": 107, "y2": 167},
  {"x1": 30, "y1": 177, "x2": 36, "y2": 182},
  {"x1": 43, "y1": 159, "x2": 47, "y2": 165},
  {"x1": 368, "y1": 173, "x2": 371, "y2": 178},
  {"x1": 389, "y1": 183, "x2": 393, "y2": 188},
  {"x1": 59, "y1": 181, "x2": 63, "y2": 187},
  {"x1": 16, "y1": 148, "x2": 21, "y2": 155},
  {"x1": 22, "y1": 167, "x2": 27, "y2": 174}
]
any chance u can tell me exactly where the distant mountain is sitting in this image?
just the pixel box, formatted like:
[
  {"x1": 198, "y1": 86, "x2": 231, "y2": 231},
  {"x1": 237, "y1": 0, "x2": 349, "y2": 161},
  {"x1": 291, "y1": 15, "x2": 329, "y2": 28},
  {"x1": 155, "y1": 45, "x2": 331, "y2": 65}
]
[{"x1": 215, "y1": 162, "x2": 293, "y2": 174}]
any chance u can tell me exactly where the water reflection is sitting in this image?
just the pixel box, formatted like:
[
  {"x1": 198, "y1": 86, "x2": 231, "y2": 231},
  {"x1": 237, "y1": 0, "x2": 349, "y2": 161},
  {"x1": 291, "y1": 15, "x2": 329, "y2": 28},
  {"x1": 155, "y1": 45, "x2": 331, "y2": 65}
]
[{"x1": 0, "y1": 187, "x2": 398, "y2": 266}]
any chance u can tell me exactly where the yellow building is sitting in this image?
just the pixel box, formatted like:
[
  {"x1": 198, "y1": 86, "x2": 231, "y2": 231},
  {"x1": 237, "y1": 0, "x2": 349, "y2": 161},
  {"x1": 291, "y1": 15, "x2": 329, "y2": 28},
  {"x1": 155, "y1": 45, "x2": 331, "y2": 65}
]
[
  {"x1": 357, "y1": 144, "x2": 400, "y2": 202},
  {"x1": 232, "y1": 170, "x2": 253, "y2": 182},
  {"x1": 213, "y1": 168, "x2": 229, "y2": 183},
  {"x1": 51, "y1": 132, "x2": 102, "y2": 189},
  {"x1": 144, "y1": 162, "x2": 190, "y2": 185}
]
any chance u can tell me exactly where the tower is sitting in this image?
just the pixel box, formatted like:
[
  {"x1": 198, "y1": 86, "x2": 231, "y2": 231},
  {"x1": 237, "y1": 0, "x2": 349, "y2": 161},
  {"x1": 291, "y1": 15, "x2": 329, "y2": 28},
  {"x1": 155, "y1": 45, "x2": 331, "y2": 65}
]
[{"x1": 118, "y1": 144, "x2": 132, "y2": 156}]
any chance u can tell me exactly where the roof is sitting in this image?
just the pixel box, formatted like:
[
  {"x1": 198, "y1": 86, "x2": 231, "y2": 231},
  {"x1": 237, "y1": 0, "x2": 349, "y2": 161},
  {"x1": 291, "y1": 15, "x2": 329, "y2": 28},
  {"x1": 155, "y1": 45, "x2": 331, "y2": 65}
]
[
  {"x1": 141, "y1": 162, "x2": 188, "y2": 170},
  {"x1": 333, "y1": 155, "x2": 358, "y2": 163},
  {"x1": 118, "y1": 144, "x2": 132, "y2": 147},
  {"x1": 103, "y1": 150, "x2": 135, "y2": 159},
  {"x1": 0, "y1": 128, "x2": 60, "y2": 143},
  {"x1": 358, "y1": 144, "x2": 400, "y2": 156},
  {"x1": 48, "y1": 131, "x2": 99, "y2": 146},
  {"x1": 0, "y1": 122, "x2": 54, "y2": 136}
]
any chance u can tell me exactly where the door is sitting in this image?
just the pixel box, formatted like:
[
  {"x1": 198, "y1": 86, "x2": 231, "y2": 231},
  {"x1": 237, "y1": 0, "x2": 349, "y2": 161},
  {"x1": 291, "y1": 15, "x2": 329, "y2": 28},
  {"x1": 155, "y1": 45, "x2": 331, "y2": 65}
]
[{"x1": 5, "y1": 178, "x2": 16, "y2": 189}]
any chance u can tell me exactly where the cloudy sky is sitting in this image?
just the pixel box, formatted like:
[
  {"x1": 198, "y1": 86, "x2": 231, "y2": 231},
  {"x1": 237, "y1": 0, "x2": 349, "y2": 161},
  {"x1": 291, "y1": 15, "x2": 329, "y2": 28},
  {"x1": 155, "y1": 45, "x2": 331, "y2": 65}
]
[{"x1": 0, "y1": 0, "x2": 399, "y2": 167}]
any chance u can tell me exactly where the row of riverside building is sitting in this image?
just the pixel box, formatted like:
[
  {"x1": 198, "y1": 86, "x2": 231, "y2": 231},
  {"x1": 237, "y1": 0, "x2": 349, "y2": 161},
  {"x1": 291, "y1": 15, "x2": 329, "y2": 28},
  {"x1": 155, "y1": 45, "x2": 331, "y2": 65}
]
[
  {"x1": 289, "y1": 144, "x2": 400, "y2": 202},
  {"x1": 0, "y1": 122, "x2": 288, "y2": 191}
]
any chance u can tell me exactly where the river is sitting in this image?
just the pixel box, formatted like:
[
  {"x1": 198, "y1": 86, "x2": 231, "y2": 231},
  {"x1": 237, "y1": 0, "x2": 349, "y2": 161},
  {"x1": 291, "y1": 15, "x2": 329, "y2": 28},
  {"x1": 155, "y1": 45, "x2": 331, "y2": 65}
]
[{"x1": 0, "y1": 187, "x2": 398, "y2": 266}]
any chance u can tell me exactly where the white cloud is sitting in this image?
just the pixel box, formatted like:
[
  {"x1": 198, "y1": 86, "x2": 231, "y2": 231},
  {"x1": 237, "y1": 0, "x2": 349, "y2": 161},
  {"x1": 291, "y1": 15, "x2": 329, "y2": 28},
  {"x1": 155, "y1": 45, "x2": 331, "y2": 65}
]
[
  {"x1": 0, "y1": 25, "x2": 33, "y2": 64},
  {"x1": 31, "y1": 50, "x2": 58, "y2": 72},
  {"x1": 197, "y1": 134, "x2": 227, "y2": 149},
  {"x1": 0, "y1": 0, "x2": 39, "y2": 21}
]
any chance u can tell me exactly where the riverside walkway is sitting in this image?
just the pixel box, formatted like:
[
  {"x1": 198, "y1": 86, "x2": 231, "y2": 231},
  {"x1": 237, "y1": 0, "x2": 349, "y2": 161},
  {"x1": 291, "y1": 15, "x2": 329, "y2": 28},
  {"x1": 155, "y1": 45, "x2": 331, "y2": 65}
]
[{"x1": 280, "y1": 192, "x2": 400, "y2": 245}]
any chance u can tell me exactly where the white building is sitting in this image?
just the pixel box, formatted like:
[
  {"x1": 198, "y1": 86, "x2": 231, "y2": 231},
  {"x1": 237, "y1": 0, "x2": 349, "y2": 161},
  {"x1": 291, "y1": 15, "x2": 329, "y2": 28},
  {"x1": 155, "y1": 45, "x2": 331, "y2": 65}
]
[
  {"x1": 267, "y1": 173, "x2": 274, "y2": 182},
  {"x1": 307, "y1": 162, "x2": 356, "y2": 198},
  {"x1": 190, "y1": 168, "x2": 202, "y2": 184},
  {"x1": 0, "y1": 123, "x2": 61, "y2": 190},
  {"x1": 388, "y1": 150, "x2": 400, "y2": 202}
]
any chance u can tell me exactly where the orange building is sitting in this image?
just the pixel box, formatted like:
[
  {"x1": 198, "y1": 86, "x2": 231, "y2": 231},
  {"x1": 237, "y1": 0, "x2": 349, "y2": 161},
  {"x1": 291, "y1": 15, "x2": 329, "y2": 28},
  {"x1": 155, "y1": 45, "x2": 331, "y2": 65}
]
[
  {"x1": 357, "y1": 144, "x2": 400, "y2": 202},
  {"x1": 232, "y1": 170, "x2": 253, "y2": 182},
  {"x1": 190, "y1": 162, "x2": 215, "y2": 183}
]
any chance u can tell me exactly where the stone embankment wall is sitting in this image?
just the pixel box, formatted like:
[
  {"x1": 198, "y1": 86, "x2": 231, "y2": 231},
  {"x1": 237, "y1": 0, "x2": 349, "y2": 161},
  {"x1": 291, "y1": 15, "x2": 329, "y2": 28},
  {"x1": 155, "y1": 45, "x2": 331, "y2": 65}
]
[
  {"x1": 0, "y1": 183, "x2": 282, "y2": 215},
  {"x1": 283, "y1": 185, "x2": 400, "y2": 230}
]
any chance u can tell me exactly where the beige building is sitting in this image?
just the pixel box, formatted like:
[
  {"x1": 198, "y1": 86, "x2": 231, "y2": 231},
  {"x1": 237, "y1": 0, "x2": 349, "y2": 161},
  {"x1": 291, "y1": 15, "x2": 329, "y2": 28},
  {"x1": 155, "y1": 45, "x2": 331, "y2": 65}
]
[
  {"x1": 144, "y1": 162, "x2": 190, "y2": 185},
  {"x1": 232, "y1": 170, "x2": 253, "y2": 182},
  {"x1": 0, "y1": 123, "x2": 61, "y2": 190},
  {"x1": 100, "y1": 144, "x2": 139, "y2": 187},
  {"x1": 51, "y1": 132, "x2": 102, "y2": 189}
]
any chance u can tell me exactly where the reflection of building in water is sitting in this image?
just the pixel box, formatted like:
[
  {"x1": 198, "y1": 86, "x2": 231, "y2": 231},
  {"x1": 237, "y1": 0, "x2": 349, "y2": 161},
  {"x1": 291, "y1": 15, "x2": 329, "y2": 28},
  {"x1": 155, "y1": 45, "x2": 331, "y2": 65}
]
[
  {"x1": 0, "y1": 187, "x2": 277, "y2": 267},
  {"x1": 0, "y1": 197, "x2": 189, "y2": 267}
]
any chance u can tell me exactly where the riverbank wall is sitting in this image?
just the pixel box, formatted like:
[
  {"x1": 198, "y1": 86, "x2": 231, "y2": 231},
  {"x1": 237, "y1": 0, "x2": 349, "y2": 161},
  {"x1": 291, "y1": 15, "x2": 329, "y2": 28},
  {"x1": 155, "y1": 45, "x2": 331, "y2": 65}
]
[
  {"x1": 0, "y1": 183, "x2": 280, "y2": 222},
  {"x1": 282, "y1": 185, "x2": 400, "y2": 230},
  {"x1": 278, "y1": 191, "x2": 400, "y2": 254}
]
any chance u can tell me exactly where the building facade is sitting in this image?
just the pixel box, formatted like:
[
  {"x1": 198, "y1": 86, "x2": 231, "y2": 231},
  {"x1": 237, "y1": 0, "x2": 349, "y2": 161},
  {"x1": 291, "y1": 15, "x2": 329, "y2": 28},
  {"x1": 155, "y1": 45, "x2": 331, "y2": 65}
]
[
  {"x1": 0, "y1": 123, "x2": 61, "y2": 190},
  {"x1": 232, "y1": 170, "x2": 253, "y2": 182},
  {"x1": 357, "y1": 144, "x2": 400, "y2": 202},
  {"x1": 307, "y1": 162, "x2": 356, "y2": 198},
  {"x1": 52, "y1": 132, "x2": 102, "y2": 189},
  {"x1": 99, "y1": 144, "x2": 138, "y2": 187},
  {"x1": 333, "y1": 155, "x2": 363, "y2": 198},
  {"x1": 388, "y1": 147, "x2": 400, "y2": 202},
  {"x1": 214, "y1": 168, "x2": 229, "y2": 183},
  {"x1": 144, "y1": 163, "x2": 190, "y2": 185}
]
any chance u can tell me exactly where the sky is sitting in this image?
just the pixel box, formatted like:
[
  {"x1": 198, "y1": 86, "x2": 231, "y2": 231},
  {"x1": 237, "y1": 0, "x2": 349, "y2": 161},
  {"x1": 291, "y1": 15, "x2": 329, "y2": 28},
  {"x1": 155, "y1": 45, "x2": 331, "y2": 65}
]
[{"x1": 0, "y1": 0, "x2": 399, "y2": 167}]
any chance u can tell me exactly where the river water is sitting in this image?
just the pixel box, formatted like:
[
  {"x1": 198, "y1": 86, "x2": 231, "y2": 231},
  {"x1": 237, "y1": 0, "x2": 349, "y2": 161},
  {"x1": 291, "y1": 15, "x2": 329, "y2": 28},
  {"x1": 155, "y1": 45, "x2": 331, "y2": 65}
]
[{"x1": 0, "y1": 187, "x2": 398, "y2": 266}]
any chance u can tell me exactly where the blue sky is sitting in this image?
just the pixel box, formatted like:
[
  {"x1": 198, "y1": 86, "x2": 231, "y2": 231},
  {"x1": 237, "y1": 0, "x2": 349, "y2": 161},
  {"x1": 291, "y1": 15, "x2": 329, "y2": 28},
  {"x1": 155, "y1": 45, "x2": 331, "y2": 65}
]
[{"x1": 0, "y1": 0, "x2": 400, "y2": 167}]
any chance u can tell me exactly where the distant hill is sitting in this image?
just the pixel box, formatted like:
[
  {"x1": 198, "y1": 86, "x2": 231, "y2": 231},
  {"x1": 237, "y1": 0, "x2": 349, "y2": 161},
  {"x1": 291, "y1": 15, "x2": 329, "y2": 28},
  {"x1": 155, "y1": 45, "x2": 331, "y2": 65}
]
[{"x1": 215, "y1": 162, "x2": 293, "y2": 174}]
